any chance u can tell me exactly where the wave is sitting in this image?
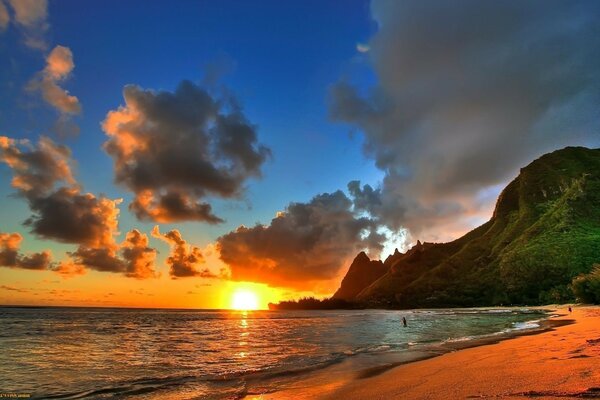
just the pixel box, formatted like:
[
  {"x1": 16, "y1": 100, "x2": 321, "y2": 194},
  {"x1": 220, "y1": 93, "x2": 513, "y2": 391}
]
[
  {"x1": 505, "y1": 319, "x2": 541, "y2": 332},
  {"x1": 20, "y1": 308, "x2": 550, "y2": 400}
]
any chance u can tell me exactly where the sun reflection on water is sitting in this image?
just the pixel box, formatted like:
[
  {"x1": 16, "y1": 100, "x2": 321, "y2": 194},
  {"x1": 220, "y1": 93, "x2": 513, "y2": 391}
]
[{"x1": 238, "y1": 310, "x2": 249, "y2": 359}]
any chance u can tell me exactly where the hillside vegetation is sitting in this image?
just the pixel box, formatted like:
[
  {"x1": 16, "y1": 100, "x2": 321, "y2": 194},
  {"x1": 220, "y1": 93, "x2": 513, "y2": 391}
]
[{"x1": 339, "y1": 147, "x2": 600, "y2": 307}]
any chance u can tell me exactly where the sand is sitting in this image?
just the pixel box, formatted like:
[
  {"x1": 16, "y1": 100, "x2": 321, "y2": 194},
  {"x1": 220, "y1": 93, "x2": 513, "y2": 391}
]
[
  {"x1": 322, "y1": 306, "x2": 600, "y2": 400},
  {"x1": 250, "y1": 306, "x2": 600, "y2": 400}
]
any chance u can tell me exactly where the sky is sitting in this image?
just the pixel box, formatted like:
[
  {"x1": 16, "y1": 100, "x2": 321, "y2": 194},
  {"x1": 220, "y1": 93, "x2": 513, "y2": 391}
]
[{"x1": 1, "y1": 0, "x2": 599, "y2": 309}]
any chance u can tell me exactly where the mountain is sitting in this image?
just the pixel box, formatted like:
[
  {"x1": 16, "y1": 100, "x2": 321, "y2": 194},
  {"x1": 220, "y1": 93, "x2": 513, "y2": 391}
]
[
  {"x1": 332, "y1": 252, "x2": 389, "y2": 301},
  {"x1": 336, "y1": 146, "x2": 600, "y2": 308}
]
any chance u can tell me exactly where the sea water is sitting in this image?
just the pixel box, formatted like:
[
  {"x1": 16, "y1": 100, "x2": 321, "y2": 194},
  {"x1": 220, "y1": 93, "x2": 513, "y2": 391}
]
[{"x1": 0, "y1": 307, "x2": 548, "y2": 399}]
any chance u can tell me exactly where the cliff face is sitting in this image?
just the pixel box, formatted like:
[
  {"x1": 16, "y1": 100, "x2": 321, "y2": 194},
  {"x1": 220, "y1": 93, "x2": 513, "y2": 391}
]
[
  {"x1": 332, "y1": 252, "x2": 389, "y2": 301},
  {"x1": 335, "y1": 147, "x2": 600, "y2": 308}
]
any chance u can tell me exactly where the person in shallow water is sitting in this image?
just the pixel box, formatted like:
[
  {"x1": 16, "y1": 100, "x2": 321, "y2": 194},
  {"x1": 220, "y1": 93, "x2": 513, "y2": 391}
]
[
  {"x1": 402, "y1": 317, "x2": 407, "y2": 327},
  {"x1": 568, "y1": 306, "x2": 572, "y2": 313}
]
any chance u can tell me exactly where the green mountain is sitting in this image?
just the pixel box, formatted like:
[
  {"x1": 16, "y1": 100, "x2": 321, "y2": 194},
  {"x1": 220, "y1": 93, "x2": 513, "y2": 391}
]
[{"x1": 337, "y1": 147, "x2": 600, "y2": 307}]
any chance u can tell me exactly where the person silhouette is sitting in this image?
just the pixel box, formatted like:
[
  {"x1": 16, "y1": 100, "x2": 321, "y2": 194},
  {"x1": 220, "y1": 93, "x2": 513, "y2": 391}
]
[
  {"x1": 402, "y1": 317, "x2": 407, "y2": 327},
  {"x1": 568, "y1": 306, "x2": 572, "y2": 313}
]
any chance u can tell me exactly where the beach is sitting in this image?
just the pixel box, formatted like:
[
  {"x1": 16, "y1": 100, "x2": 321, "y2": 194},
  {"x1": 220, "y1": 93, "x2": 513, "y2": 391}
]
[
  {"x1": 256, "y1": 306, "x2": 600, "y2": 399},
  {"x1": 2, "y1": 306, "x2": 598, "y2": 399}
]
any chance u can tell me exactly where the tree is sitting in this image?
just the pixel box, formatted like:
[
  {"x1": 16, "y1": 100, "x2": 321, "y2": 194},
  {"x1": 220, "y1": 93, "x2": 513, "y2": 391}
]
[{"x1": 572, "y1": 265, "x2": 600, "y2": 304}]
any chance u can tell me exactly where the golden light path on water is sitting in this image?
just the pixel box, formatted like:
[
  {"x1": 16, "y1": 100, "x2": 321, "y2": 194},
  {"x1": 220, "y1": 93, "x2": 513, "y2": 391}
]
[{"x1": 238, "y1": 310, "x2": 249, "y2": 359}]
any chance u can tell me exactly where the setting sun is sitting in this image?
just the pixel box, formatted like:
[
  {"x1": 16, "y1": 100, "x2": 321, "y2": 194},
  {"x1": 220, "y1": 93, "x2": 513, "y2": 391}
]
[{"x1": 231, "y1": 290, "x2": 260, "y2": 310}]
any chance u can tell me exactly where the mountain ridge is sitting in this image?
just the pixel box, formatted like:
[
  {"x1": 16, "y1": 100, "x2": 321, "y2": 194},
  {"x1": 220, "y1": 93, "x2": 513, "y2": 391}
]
[{"x1": 336, "y1": 146, "x2": 600, "y2": 307}]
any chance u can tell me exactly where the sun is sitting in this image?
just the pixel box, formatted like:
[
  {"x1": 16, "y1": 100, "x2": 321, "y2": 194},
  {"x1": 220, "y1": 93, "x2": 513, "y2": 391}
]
[{"x1": 231, "y1": 290, "x2": 260, "y2": 310}]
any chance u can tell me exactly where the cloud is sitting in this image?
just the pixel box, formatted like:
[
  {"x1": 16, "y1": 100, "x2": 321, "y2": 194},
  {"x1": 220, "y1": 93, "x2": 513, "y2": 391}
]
[
  {"x1": 0, "y1": 136, "x2": 121, "y2": 248},
  {"x1": 0, "y1": 135, "x2": 74, "y2": 195},
  {"x1": 216, "y1": 190, "x2": 385, "y2": 290},
  {"x1": 63, "y1": 229, "x2": 157, "y2": 279},
  {"x1": 6, "y1": 0, "x2": 48, "y2": 50},
  {"x1": 8, "y1": 0, "x2": 46, "y2": 27},
  {"x1": 356, "y1": 43, "x2": 370, "y2": 53},
  {"x1": 120, "y1": 229, "x2": 158, "y2": 278},
  {"x1": 40, "y1": 46, "x2": 80, "y2": 114},
  {"x1": 329, "y1": 0, "x2": 600, "y2": 242},
  {"x1": 102, "y1": 80, "x2": 270, "y2": 223},
  {"x1": 28, "y1": 45, "x2": 81, "y2": 136},
  {"x1": 0, "y1": 136, "x2": 162, "y2": 279},
  {"x1": 0, "y1": 285, "x2": 29, "y2": 292},
  {"x1": 152, "y1": 226, "x2": 219, "y2": 278},
  {"x1": 0, "y1": 1, "x2": 9, "y2": 31},
  {"x1": 52, "y1": 261, "x2": 86, "y2": 277},
  {"x1": 0, "y1": 231, "x2": 52, "y2": 270},
  {"x1": 26, "y1": 188, "x2": 122, "y2": 248}
]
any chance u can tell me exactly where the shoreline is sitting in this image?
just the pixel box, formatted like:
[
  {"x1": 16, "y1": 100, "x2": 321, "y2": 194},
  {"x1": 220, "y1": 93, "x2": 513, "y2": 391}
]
[
  {"x1": 354, "y1": 316, "x2": 573, "y2": 380},
  {"x1": 248, "y1": 306, "x2": 599, "y2": 399}
]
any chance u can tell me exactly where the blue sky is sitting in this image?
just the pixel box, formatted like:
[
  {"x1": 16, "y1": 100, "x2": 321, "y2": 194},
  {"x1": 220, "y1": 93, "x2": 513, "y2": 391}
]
[{"x1": 1, "y1": 0, "x2": 382, "y2": 248}]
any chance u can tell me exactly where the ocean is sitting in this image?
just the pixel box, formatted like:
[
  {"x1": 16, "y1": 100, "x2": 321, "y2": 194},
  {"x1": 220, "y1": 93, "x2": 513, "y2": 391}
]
[{"x1": 0, "y1": 306, "x2": 548, "y2": 399}]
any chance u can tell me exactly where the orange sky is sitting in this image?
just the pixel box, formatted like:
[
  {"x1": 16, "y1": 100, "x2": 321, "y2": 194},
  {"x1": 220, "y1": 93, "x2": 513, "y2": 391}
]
[
  {"x1": 0, "y1": 270, "x2": 320, "y2": 310},
  {"x1": 0, "y1": 248, "x2": 339, "y2": 309}
]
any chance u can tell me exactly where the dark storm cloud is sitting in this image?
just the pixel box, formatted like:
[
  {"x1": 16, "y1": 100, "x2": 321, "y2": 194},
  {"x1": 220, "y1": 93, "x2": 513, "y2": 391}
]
[
  {"x1": 0, "y1": 232, "x2": 52, "y2": 270},
  {"x1": 102, "y1": 80, "x2": 271, "y2": 223},
  {"x1": 216, "y1": 190, "x2": 385, "y2": 290},
  {"x1": 152, "y1": 226, "x2": 219, "y2": 279},
  {"x1": 330, "y1": 0, "x2": 600, "y2": 240}
]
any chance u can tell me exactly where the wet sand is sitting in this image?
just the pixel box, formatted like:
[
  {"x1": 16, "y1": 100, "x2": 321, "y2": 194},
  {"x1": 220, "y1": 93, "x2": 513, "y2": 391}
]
[
  {"x1": 325, "y1": 306, "x2": 600, "y2": 399},
  {"x1": 250, "y1": 306, "x2": 600, "y2": 399}
]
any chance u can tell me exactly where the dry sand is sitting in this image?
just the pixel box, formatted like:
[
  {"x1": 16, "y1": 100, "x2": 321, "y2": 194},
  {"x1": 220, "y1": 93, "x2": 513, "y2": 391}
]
[{"x1": 322, "y1": 306, "x2": 600, "y2": 400}]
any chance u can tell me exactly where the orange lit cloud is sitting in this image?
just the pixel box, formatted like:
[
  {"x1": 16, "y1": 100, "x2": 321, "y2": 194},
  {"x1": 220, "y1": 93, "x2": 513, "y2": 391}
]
[
  {"x1": 0, "y1": 1, "x2": 9, "y2": 31},
  {"x1": 0, "y1": 136, "x2": 119, "y2": 248},
  {"x1": 28, "y1": 45, "x2": 81, "y2": 136},
  {"x1": 63, "y1": 229, "x2": 157, "y2": 279},
  {"x1": 120, "y1": 229, "x2": 158, "y2": 278},
  {"x1": 0, "y1": 136, "x2": 74, "y2": 194},
  {"x1": 0, "y1": 136, "x2": 160, "y2": 279},
  {"x1": 102, "y1": 80, "x2": 270, "y2": 223},
  {"x1": 217, "y1": 190, "x2": 385, "y2": 290},
  {"x1": 52, "y1": 261, "x2": 86, "y2": 278},
  {"x1": 0, "y1": 231, "x2": 52, "y2": 270},
  {"x1": 7, "y1": 0, "x2": 46, "y2": 28},
  {"x1": 3, "y1": 0, "x2": 48, "y2": 50},
  {"x1": 152, "y1": 226, "x2": 219, "y2": 279}
]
